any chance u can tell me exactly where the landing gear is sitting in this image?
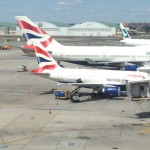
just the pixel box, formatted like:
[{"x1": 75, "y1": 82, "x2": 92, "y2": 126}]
[
  {"x1": 69, "y1": 87, "x2": 104, "y2": 102},
  {"x1": 90, "y1": 93, "x2": 97, "y2": 98},
  {"x1": 90, "y1": 89, "x2": 98, "y2": 98}
]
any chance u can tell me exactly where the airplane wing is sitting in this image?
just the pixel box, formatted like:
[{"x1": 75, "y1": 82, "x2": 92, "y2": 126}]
[
  {"x1": 85, "y1": 58, "x2": 143, "y2": 67},
  {"x1": 85, "y1": 58, "x2": 99, "y2": 65},
  {"x1": 60, "y1": 81, "x2": 122, "y2": 88},
  {"x1": 85, "y1": 58, "x2": 126, "y2": 67}
]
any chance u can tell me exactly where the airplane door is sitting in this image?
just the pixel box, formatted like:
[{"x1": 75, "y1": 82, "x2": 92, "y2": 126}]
[
  {"x1": 103, "y1": 55, "x2": 106, "y2": 61},
  {"x1": 58, "y1": 74, "x2": 63, "y2": 81},
  {"x1": 103, "y1": 55, "x2": 109, "y2": 61},
  {"x1": 53, "y1": 50, "x2": 64, "y2": 60},
  {"x1": 132, "y1": 55, "x2": 136, "y2": 60}
]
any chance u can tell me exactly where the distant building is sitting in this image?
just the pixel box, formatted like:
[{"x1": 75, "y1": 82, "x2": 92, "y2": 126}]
[
  {"x1": 0, "y1": 26, "x2": 6, "y2": 35},
  {"x1": 119, "y1": 22, "x2": 150, "y2": 36},
  {"x1": 0, "y1": 22, "x2": 16, "y2": 35},
  {"x1": 16, "y1": 21, "x2": 117, "y2": 37}
]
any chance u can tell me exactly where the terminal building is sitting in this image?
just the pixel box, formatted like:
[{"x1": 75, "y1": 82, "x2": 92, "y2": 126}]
[{"x1": 16, "y1": 21, "x2": 117, "y2": 37}]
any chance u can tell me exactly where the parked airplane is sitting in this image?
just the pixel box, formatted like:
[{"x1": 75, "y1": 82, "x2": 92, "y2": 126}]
[
  {"x1": 120, "y1": 23, "x2": 150, "y2": 46},
  {"x1": 15, "y1": 16, "x2": 150, "y2": 71},
  {"x1": 31, "y1": 39, "x2": 149, "y2": 101}
]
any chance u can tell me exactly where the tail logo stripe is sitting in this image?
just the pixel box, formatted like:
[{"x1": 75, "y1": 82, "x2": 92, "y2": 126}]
[
  {"x1": 123, "y1": 29, "x2": 129, "y2": 38},
  {"x1": 37, "y1": 57, "x2": 51, "y2": 64},
  {"x1": 32, "y1": 64, "x2": 57, "y2": 73},
  {"x1": 40, "y1": 37, "x2": 53, "y2": 48},
  {"x1": 17, "y1": 20, "x2": 47, "y2": 34},
  {"x1": 35, "y1": 46, "x2": 51, "y2": 58},
  {"x1": 23, "y1": 33, "x2": 42, "y2": 40}
]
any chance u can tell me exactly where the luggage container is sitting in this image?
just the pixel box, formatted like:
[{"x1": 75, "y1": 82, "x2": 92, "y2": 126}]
[{"x1": 54, "y1": 90, "x2": 70, "y2": 100}]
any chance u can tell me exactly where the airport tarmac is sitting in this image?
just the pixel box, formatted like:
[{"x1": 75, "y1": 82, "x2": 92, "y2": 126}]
[{"x1": 0, "y1": 40, "x2": 150, "y2": 150}]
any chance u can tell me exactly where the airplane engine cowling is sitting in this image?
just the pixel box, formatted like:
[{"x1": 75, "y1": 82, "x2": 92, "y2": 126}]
[
  {"x1": 102, "y1": 87, "x2": 121, "y2": 97},
  {"x1": 123, "y1": 64, "x2": 138, "y2": 71}
]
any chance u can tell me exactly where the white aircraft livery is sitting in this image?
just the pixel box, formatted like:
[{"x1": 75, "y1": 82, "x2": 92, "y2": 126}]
[
  {"x1": 16, "y1": 16, "x2": 150, "y2": 71},
  {"x1": 31, "y1": 39, "x2": 150, "y2": 100},
  {"x1": 120, "y1": 23, "x2": 150, "y2": 46}
]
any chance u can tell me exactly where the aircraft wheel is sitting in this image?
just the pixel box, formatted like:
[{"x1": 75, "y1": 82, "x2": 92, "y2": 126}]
[{"x1": 90, "y1": 93, "x2": 97, "y2": 98}]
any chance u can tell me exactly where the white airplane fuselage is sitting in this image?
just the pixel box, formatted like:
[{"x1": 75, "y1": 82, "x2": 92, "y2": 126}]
[
  {"x1": 51, "y1": 45, "x2": 150, "y2": 65},
  {"x1": 15, "y1": 17, "x2": 150, "y2": 67},
  {"x1": 49, "y1": 67, "x2": 148, "y2": 85},
  {"x1": 32, "y1": 39, "x2": 150, "y2": 97},
  {"x1": 121, "y1": 39, "x2": 150, "y2": 46}
]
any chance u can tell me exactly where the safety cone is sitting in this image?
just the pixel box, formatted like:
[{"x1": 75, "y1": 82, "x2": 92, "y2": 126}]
[
  {"x1": 124, "y1": 97, "x2": 128, "y2": 101},
  {"x1": 28, "y1": 90, "x2": 32, "y2": 94},
  {"x1": 49, "y1": 103, "x2": 51, "y2": 114},
  {"x1": 56, "y1": 100, "x2": 59, "y2": 105},
  {"x1": 49, "y1": 109, "x2": 51, "y2": 114}
]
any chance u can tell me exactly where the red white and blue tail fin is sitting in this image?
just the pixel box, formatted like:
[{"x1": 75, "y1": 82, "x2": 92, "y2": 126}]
[
  {"x1": 32, "y1": 40, "x2": 61, "y2": 74},
  {"x1": 15, "y1": 16, "x2": 47, "y2": 40},
  {"x1": 15, "y1": 16, "x2": 62, "y2": 49}
]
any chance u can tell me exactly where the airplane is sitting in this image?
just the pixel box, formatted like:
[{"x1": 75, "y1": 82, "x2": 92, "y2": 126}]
[
  {"x1": 15, "y1": 16, "x2": 150, "y2": 71},
  {"x1": 31, "y1": 39, "x2": 150, "y2": 102},
  {"x1": 120, "y1": 23, "x2": 150, "y2": 46}
]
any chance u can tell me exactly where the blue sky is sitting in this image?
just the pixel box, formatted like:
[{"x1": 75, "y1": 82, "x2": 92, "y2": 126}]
[{"x1": 1, "y1": 0, "x2": 150, "y2": 23}]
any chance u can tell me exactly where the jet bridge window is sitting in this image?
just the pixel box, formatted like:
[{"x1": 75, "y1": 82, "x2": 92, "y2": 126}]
[{"x1": 140, "y1": 86, "x2": 144, "y2": 91}]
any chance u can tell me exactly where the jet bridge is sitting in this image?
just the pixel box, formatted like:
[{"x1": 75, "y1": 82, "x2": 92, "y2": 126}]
[{"x1": 126, "y1": 79, "x2": 150, "y2": 102}]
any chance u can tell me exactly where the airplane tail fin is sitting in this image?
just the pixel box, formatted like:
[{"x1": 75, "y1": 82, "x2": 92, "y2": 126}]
[
  {"x1": 120, "y1": 23, "x2": 131, "y2": 39},
  {"x1": 15, "y1": 16, "x2": 47, "y2": 40},
  {"x1": 15, "y1": 16, "x2": 62, "y2": 48},
  {"x1": 31, "y1": 39, "x2": 62, "y2": 74}
]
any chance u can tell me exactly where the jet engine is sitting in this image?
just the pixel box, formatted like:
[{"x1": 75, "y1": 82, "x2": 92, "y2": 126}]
[
  {"x1": 123, "y1": 64, "x2": 139, "y2": 71},
  {"x1": 102, "y1": 87, "x2": 121, "y2": 97}
]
